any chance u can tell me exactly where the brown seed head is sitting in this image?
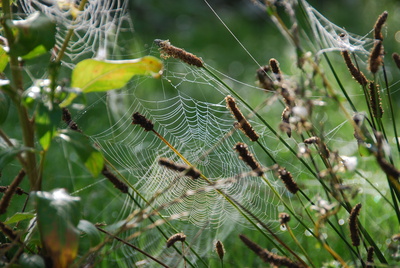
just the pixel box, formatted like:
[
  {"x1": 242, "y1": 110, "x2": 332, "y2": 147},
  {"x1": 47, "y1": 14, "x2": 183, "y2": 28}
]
[
  {"x1": 269, "y1": 58, "x2": 282, "y2": 81},
  {"x1": 166, "y1": 233, "x2": 186, "y2": 248},
  {"x1": 159, "y1": 158, "x2": 201, "y2": 179},
  {"x1": 366, "y1": 246, "x2": 374, "y2": 268},
  {"x1": 279, "y1": 213, "x2": 291, "y2": 225},
  {"x1": 369, "y1": 40, "x2": 383, "y2": 74},
  {"x1": 155, "y1": 39, "x2": 204, "y2": 67},
  {"x1": 102, "y1": 165, "x2": 129, "y2": 193},
  {"x1": 278, "y1": 167, "x2": 299, "y2": 194},
  {"x1": 225, "y1": 95, "x2": 259, "y2": 142},
  {"x1": 257, "y1": 65, "x2": 274, "y2": 91},
  {"x1": 132, "y1": 112, "x2": 154, "y2": 131},
  {"x1": 374, "y1": 11, "x2": 388, "y2": 41},
  {"x1": 349, "y1": 203, "x2": 362, "y2": 247},
  {"x1": 62, "y1": 108, "x2": 81, "y2": 132},
  {"x1": 368, "y1": 82, "x2": 383, "y2": 118},
  {"x1": 341, "y1": 50, "x2": 368, "y2": 86},
  {"x1": 392, "y1": 53, "x2": 400, "y2": 69},
  {"x1": 215, "y1": 240, "x2": 225, "y2": 260},
  {"x1": 234, "y1": 142, "x2": 263, "y2": 176}
]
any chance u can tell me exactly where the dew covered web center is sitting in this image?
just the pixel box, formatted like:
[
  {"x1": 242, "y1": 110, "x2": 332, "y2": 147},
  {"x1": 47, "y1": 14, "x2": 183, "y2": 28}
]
[{"x1": 51, "y1": 0, "x2": 392, "y2": 265}]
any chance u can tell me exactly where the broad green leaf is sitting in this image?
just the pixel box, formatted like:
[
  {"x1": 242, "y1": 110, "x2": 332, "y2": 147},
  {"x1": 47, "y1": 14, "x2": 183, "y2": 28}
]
[
  {"x1": 0, "y1": 91, "x2": 10, "y2": 125},
  {"x1": 8, "y1": 12, "x2": 56, "y2": 58},
  {"x1": 35, "y1": 104, "x2": 62, "y2": 150},
  {"x1": 18, "y1": 253, "x2": 45, "y2": 268},
  {"x1": 77, "y1": 220, "x2": 101, "y2": 250},
  {"x1": 0, "y1": 46, "x2": 9, "y2": 72},
  {"x1": 60, "y1": 56, "x2": 163, "y2": 107},
  {"x1": 5, "y1": 212, "x2": 35, "y2": 224},
  {"x1": 33, "y1": 189, "x2": 81, "y2": 268},
  {"x1": 58, "y1": 130, "x2": 104, "y2": 177}
]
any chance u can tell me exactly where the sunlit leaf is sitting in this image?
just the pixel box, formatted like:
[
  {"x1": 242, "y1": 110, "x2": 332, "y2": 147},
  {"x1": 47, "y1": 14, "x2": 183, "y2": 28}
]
[
  {"x1": 36, "y1": 104, "x2": 62, "y2": 151},
  {"x1": 60, "y1": 56, "x2": 163, "y2": 107},
  {"x1": 33, "y1": 189, "x2": 81, "y2": 268},
  {"x1": 0, "y1": 46, "x2": 9, "y2": 72},
  {"x1": 8, "y1": 12, "x2": 56, "y2": 58},
  {"x1": 77, "y1": 220, "x2": 101, "y2": 250},
  {"x1": 58, "y1": 130, "x2": 104, "y2": 177},
  {"x1": 5, "y1": 212, "x2": 35, "y2": 224}
]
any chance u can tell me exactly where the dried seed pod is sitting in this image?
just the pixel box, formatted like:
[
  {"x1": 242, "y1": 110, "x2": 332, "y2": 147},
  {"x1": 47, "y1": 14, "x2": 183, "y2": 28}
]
[
  {"x1": 369, "y1": 40, "x2": 383, "y2": 74},
  {"x1": 234, "y1": 142, "x2": 263, "y2": 176},
  {"x1": 159, "y1": 158, "x2": 201, "y2": 179},
  {"x1": 392, "y1": 53, "x2": 400, "y2": 69},
  {"x1": 102, "y1": 165, "x2": 129, "y2": 194},
  {"x1": 341, "y1": 50, "x2": 368, "y2": 86},
  {"x1": 239, "y1": 234, "x2": 302, "y2": 268},
  {"x1": 257, "y1": 65, "x2": 274, "y2": 91},
  {"x1": 62, "y1": 108, "x2": 81, "y2": 132},
  {"x1": 304, "y1": 136, "x2": 319, "y2": 144},
  {"x1": 278, "y1": 167, "x2": 299, "y2": 194},
  {"x1": 279, "y1": 213, "x2": 291, "y2": 225},
  {"x1": 225, "y1": 95, "x2": 259, "y2": 142},
  {"x1": 132, "y1": 112, "x2": 154, "y2": 131},
  {"x1": 166, "y1": 233, "x2": 186, "y2": 248},
  {"x1": 215, "y1": 240, "x2": 225, "y2": 260},
  {"x1": 368, "y1": 82, "x2": 383, "y2": 118},
  {"x1": 374, "y1": 11, "x2": 388, "y2": 41},
  {"x1": 269, "y1": 58, "x2": 282, "y2": 82},
  {"x1": 155, "y1": 39, "x2": 203, "y2": 67},
  {"x1": 349, "y1": 203, "x2": 362, "y2": 247}
]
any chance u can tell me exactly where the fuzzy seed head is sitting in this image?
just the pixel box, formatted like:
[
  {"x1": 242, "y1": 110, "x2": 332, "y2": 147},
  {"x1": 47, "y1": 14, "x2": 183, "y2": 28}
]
[
  {"x1": 279, "y1": 213, "x2": 291, "y2": 225},
  {"x1": 132, "y1": 112, "x2": 154, "y2": 131},
  {"x1": 155, "y1": 39, "x2": 204, "y2": 67},
  {"x1": 166, "y1": 233, "x2": 186, "y2": 248},
  {"x1": 349, "y1": 203, "x2": 362, "y2": 247},
  {"x1": 278, "y1": 167, "x2": 299, "y2": 194},
  {"x1": 215, "y1": 240, "x2": 225, "y2": 260},
  {"x1": 234, "y1": 142, "x2": 263, "y2": 176}
]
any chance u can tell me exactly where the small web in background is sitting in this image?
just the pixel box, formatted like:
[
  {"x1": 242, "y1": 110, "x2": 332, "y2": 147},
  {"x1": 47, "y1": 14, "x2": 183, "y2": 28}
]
[{"x1": 18, "y1": 0, "x2": 131, "y2": 68}]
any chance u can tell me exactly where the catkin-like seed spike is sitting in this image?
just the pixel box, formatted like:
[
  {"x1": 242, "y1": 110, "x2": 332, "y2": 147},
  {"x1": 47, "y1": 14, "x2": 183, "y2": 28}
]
[
  {"x1": 374, "y1": 11, "x2": 388, "y2": 41},
  {"x1": 281, "y1": 106, "x2": 291, "y2": 138},
  {"x1": 368, "y1": 82, "x2": 383, "y2": 118},
  {"x1": 349, "y1": 203, "x2": 362, "y2": 247},
  {"x1": 257, "y1": 65, "x2": 274, "y2": 91},
  {"x1": 279, "y1": 213, "x2": 291, "y2": 225},
  {"x1": 269, "y1": 58, "x2": 282, "y2": 81},
  {"x1": 234, "y1": 142, "x2": 263, "y2": 176},
  {"x1": 215, "y1": 240, "x2": 225, "y2": 260},
  {"x1": 304, "y1": 136, "x2": 319, "y2": 144},
  {"x1": 278, "y1": 167, "x2": 299, "y2": 194},
  {"x1": 62, "y1": 108, "x2": 82, "y2": 132},
  {"x1": 155, "y1": 39, "x2": 204, "y2": 67},
  {"x1": 341, "y1": 50, "x2": 368, "y2": 86},
  {"x1": 392, "y1": 53, "x2": 400, "y2": 69},
  {"x1": 239, "y1": 234, "x2": 303, "y2": 268},
  {"x1": 366, "y1": 246, "x2": 374, "y2": 268},
  {"x1": 159, "y1": 158, "x2": 201, "y2": 179},
  {"x1": 166, "y1": 233, "x2": 186, "y2": 248},
  {"x1": 132, "y1": 112, "x2": 154, "y2": 131},
  {"x1": 225, "y1": 95, "x2": 259, "y2": 142},
  {"x1": 369, "y1": 40, "x2": 383, "y2": 74},
  {"x1": 102, "y1": 165, "x2": 129, "y2": 193}
]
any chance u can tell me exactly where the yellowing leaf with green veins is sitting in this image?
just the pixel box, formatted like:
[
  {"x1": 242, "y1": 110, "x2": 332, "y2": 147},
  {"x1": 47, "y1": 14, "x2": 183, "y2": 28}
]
[{"x1": 60, "y1": 56, "x2": 163, "y2": 107}]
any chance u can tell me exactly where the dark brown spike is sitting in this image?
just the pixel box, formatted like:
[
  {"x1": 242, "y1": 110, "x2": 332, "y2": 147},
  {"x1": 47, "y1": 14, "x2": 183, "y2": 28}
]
[
  {"x1": 159, "y1": 158, "x2": 201, "y2": 179},
  {"x1": 269, "y1": 58, "x2": 282, "y2": 81},
  {"x1": 132, "y1": 112, "x2": 154, "y2": 131},
  {"x1": 366, "y1": 246, "x2": 374, "y2": 268},
  {"x1": 374, "y1": 11, "x2": 388, "y2": 41},
  {"x1": 62, "y1": 108, "x2": 82, "y2": 132},
  {"x1": 215, "y1": 240, "x2": 225, "y2": 260},
  {"x1": 341, "y1": 50, "x2": 368, "y2": 86},
  {"x1": 368, "y1": 82, "x2": 383, "y2": 118},
  {"x1": 375, "y1": 133, "x2": 400, "y2": 179},
  {"x1": 369, "y1": 40, "x2": 383, "y2": 74},
  {"x1": 349, "y1": 203, "x2": 362, "y2": 247},
  {"x1": 257, "y1": 65, "x2": 274, "y2": 91},
  {"x1": 225, "y1": 95, "x2": 259, "y2": 142},
  {"x1": 155, "y1": 39, "x2": 203, "y2": 67},
  {"x1": 278, "y1": 167, "x2": 299, "y2": 194},
  {"x1": 234, "y1": 142, "x2": 263, "y2": 176},
  {"x1": 281, "y1": 106, "x2": 292, "y2": 137},
  {"x1": 102, "y1": 165, "x2": 129, "y2": 194},
  {"x1": 392, "y1": 53, "x2": 400, "y2": 69},
  {"x1": 239, "y1": 234, "x2": 303, "y2": 268},
  {"x1": 166, "y1": 233, "x2": 186, "y2": 248},
  {"x1": 279, "y1": 213, "x2": 291, "y2": 225},
  {"x1": 304, "y1": 136, "x2": 319, "y2": 144}
]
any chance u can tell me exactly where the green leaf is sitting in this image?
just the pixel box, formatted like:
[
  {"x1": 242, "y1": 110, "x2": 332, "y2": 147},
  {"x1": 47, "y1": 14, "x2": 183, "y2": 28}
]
[
  {"x1": 0, "y1": 91, "x2": 10, "y2": 125},
  {"x1": 8, "y1": 12, "x2": 56, "y2": 58},
  {"x1": 0, "y1": 46, "x2": 9, "y2": 72},
  {"x1": 18, "y1": 253, "x2": 45, "y2": 268},
  {"x1": 35, "y1": 104, "x2": 62, "y2": 151},
  {"x1": 0, "y1": 146, "x2": 34, "y2": 171},
  {"x1": 5, "y1": 212, "x2": 35, "y2": 224},
  {"x1": 60, "y1": 56, "x2": 163, "y2": 107},
  {"x1": 33, "y1": 189, "x2": 81, "y2": 268},
  {"x1": 77, "y1": 220, "x2": 101, "y2": 249},
  {"x1": 58, "y1": 130, "x2": 104, "y2": 177}
]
